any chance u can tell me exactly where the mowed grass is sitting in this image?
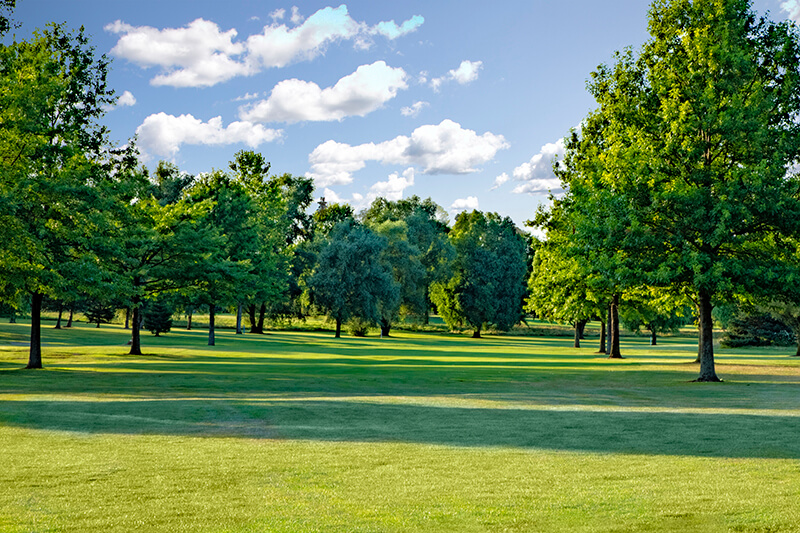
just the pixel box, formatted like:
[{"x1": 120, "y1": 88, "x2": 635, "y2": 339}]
[{"x1": 2, "y1": 320, "x2": 800, "y2": 532}]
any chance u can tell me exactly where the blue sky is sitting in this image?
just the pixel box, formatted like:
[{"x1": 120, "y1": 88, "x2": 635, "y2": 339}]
[{"x1": 8, "y1": 0, "x2": 797, "y2": 226}]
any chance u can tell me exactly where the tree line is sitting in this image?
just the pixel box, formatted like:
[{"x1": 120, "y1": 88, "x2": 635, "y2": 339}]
[{"x1": 0, "y1": 18, "x2": 530, "y2": 369}]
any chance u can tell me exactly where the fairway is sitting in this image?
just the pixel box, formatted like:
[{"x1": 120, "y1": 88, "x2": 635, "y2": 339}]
[{"x1": 2, "y1": 321, "x2": 800, "y2": 532}]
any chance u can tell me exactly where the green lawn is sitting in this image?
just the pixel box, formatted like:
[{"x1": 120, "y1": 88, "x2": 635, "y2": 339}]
[{"x1": 2, "y1": 320, "x2": 800, "y2": 532}]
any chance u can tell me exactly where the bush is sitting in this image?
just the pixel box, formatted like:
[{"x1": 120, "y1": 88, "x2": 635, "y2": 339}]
[
  {"x1": 721, "y1": 314, "x2": 795, "y2": 348},
  {"x1": 347, "y1": 317, "x2": 373, "y2": 337}
]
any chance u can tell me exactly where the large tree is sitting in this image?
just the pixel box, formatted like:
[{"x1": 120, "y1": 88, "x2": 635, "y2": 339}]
[
  {"x1": 308, "y1": 219, "x2": 397, "y2": 338},
  {"x1": 0, "y1": 24, "x2": 116, "y2": 368},
  {"x1": 566, "y1": 0, "x2": 800, "y2": 380},
  {"x1": 432, "y1": 211, "x2": 527, "y2": 338}
]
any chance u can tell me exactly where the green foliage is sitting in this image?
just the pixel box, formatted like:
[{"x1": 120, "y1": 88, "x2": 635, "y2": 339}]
[
  {"x1": 721, "y1": 313, "x2": 794, "y2": 348},
  {"x1": 432, "y1": 210, "x2": 527, "y2": 337},
  {"x1": 308, "y1": 219, "x2": 396, "y2": 337},
  {"x1": 346, "y1": 316, "x2": 374, "y2": 337},
  {"x1": 312, "y1": 202, "x2": 355, "y2": 237},
  {"x1": 143, "y1": 297, "x2": 174, "y2": 337},
  {"x1": 84, "y1": 300, "x2": 116, "y2": 328}
]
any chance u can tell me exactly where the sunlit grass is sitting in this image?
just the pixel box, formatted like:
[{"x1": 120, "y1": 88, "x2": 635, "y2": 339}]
[{"x1": 2, "y1": 318, "x2": 800, "y2": 531}]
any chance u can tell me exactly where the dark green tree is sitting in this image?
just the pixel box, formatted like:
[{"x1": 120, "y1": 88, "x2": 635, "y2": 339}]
[
  {"x1": 432, "y1": 211, "x2": 527, "y2": 338},
  {"x1": 308, "y1": 219, "x2": 397, "y2": 338},
  {"x1": 84, "y1": 299, "x2": 116, "y2": 328},
  {"x1": 143, "y1": 297, "x2": 174, "y2": 337}
]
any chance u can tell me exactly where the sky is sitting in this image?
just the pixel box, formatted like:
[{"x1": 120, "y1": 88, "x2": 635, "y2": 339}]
[{"x1": 7, "y1": 0, "x2": 799, "y2": 227}]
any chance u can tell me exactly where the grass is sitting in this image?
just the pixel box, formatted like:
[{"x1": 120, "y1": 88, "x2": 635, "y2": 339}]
[{"x1": 2, "y1": 319, "x2": 800, "y2": 532}]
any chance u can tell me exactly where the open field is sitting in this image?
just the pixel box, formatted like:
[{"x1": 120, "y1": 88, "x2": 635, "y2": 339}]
[{"x1": 2, "y1": 320, "x2": 800, "y2": 532}]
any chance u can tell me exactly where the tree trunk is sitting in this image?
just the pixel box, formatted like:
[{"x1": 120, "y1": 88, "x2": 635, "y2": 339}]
[
  {"x1": 606, "y1": 307, "x2": 612, "y2": 355},
  {"x1": 577, "y1": 320, "x2": 586, "y2": 340},
  {"x1": 257, "y1": 302, "x2": 267, "y2": 333},
  {"x1": 236, "y1": 303, "x2": 243, "y2": 334},
  {"x1": 335, "y1": 318, "x2": 342, "y2": 338},
  {"x1": 650, "y1": 328, "x2": 657, "y2": 346},
  {"x1": 26, "y1": 292, "x2": 43, "y2": 369},
  {"x1": 472, "y1": 324, "x2": 482, "y2": 339},
  {"x1": 598, "y1": 320, "x2": 606, "y2": 353},
  {"x1": 124, "y1": 307, "x2": 130, "y2": 330},
  {"x1": 9, "y1": 310, "x2": 16, "y2": 324},
  {"x1": 380, "y1": 324, "x2": 391, "y2": 337},
  {"x1": 66, "y1": 306, "x2": 73, "y2": 328},
  {"x1": 423, "y1": 287, "x2": 430, "y2": 324},
  {"x1": 129, "y1": 303, "x2": 142, "y2": 356},
  {"x1": 208, "y1": 304, "x2": 216, "y2": 346},
  {"x1": 95, "y1": 322, "x2": 100, "y2": 328},
  {"x1": 247, "y1": 303, "x2": 261, "y2": 334},
  {"x1": 609, "y1": 294, "x2": 622, "y2": 358},
  {"x1": 792, "y1": 325, "x2": 800, "y2": 356},
  {"x1": 695, "y1": 289, "x2": 721, "y2": 381},
  {"x1": 55, "y1": 302, "x2": 63, "y2": 329},
  {"x1": 186, "y1": 308, "x2": 193, "y2": 330}
]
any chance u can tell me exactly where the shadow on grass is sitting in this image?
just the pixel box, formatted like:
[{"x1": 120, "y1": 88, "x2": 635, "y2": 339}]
[{"x1": 0, "y1": 396, "x2": 798, "y2": 459}]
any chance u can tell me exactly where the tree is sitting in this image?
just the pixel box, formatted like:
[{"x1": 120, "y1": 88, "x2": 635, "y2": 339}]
[
  {"x1": 431, "y1": 211, "x2": 527, "y2": 338},
  {"x1": 84, "y1": 299, "x2": 116, "y2": 328},
  {"x1": 0, "y1": 24, "x2": 116, "y2": 368},
  {"x1": 565, "y1": 0, "x2": 800, "y2": 380},
  {"x1": 143, "y1": 297, "x2": 174, "y2": 337},
  {"x1": 308, "y1": 219, "x2": 397, "y2": 338},
  {"x1": 0, "y1": 0, "x2": 16, "y2": 36}
]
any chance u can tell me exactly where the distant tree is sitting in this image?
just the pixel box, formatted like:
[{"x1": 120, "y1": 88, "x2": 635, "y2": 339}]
[
  {"x1": 313, "y1": 203, "x2": 355, "y2": 238},
  {"x1": 143, "y1": 297, "x2": 174, "y2": 337},
  {"x1": 84, "y1": 300, "x2": 116, "y2": 328},
  {"x1": 308, "y1": 219, "x2": 396, "y2": 338},
  {"x1": 432, "y1": 211, "x2": 527, "y2": 338}
]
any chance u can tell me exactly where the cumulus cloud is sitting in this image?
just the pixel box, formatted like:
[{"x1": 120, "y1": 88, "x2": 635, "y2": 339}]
[
  {"x1": 431, "y1": 60, "x2": 482, "y2": 92},
  {"x1": 105, "y1": 19, "x2": 248, "y2": 87},
  {"x1": 307, "y1": 119, "x2": 509, "y2": 187},
  {"x1": 782, "y1": 0, "x2": 800, "y2": 21},
  {"x1": 233, "y1": 92, "x2": 260, "y2": 101},
  {"x1": 106, "y1": 7, "x2": 424, "y2": 88},
  {"x1": 401, "y1": 101, "x2": 429, "y2": 117},
  {"x1": 372, "y1": 15, "x2": 425, "y2": 39},
  {"x1": 321, "y1": 168, "x2": 416, "y2": 212},
  {"x1": 510, "y1": 139, "x2": 566, "y2": 195},
  {"x1": 491, "y1": 172, "x2": 510, "y2": 190},
  {"x1": 136, "y1": 112, "x2": 282, "y2": 158},
  {"x1": 451, "y1": 196, "x2": 479, "y2": 213},
  {"x1": 240, "y1": 61, "x2": 407, "y2": 123}
]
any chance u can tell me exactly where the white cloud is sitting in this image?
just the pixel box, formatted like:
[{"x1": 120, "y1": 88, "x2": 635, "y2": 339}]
[
  {"x1": 401, "y1": 101, "x2": 429, "y2": 117},
  {"x1": 307, "y1": 119, "x2": 508, "y2": 187},
  {"x1": 451, "y1": 196, "x2": 479, "y2": 213},
  {"x1": 782, "y1": 0, "x2": 800, "y2": 21},
  {"x1": 491, "y1": 172, "x2": 510, "y2": 190},
  {"x1": 118, "y1": 90, "x2": 137, "y2": 107},
  {"x1": 291, "y1": 6, "x2": 304, "y2": 25},
  {"x1": 136, "y1": 112, "x2": 282, "y2": 158},
  {"x1": 372, "y1": 15, "x2": 424, "y2": 39},
  {"x1": 322, "y1": 168, "x2": 415, "y2": 212},
  {"x1": 233, "y1": 92, "x2": 260, "y2": 101},
  {"x1": 105, "y1": 18, "x2": 248, "y2": 87},
  {"x1": 431, "y1": 60, "x2": 482, "y2": 92},
  {"x1": 106, "y1": 7, "x2": 425, "y2": 88},
  {"x1": 510, "y1": 139, "x2": 566, "y2": 195},
  {"x1": 240, "y1": 61, "x2": 407, "y2": 123},
  {"x1": 270, "y1": 8, "x2": 285, "y2": 21}
]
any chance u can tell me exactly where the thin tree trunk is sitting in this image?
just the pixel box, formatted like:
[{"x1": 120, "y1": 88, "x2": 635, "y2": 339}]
[
  {"x1": 66, "y1": 306, "x2": 74, "y2": 328},
  {"x1": 793, "y1": 325, "x2": 800, "y2": 356},
  {"x1": 609, "y1": 294, "x2": 622, "y2": 358},
  {"x1": 257, "y1": 302, "x2": 267, "y2": 333},
  {"x1": 598, "y1": 320, "x2": 606, "y2": 353},
  {"x1": 247, "y1": 303, "x2": 261, "y2": 333},
  {"x1": 577, "y1": 320, "x2": 586, "y2": 340},
  {"x1": 236, "y1": 303, "x2": 243, "y2": 334},
  {"x1": 124, "y1": 307, "x2": 130, "y2": 330},
  {"x1": 606, "y1": 307, "x2": 612, "y2": 355},
  {"x1": 54, "y1": 302, "x2": 63, "y2": 329},
  {"x1": 208, "y1": 304, "x2": 216, "y2": 346},
  {"x1": 26, "y1": 292, "x2": 43, "y2": 369},
  {"x1": 186, "y1": 308, "x2": 193, "y2": 330},
  {"x1": 573, "y1": 322, "x2": 581, "y2": 348},
  {"x1": 129, "y1": 303, "x2": 143, "y2": 356},
  {"x1": 335, "y1": 318, "x2": 342, "y2": 338},
  {"x1": 423, "y1": 287, "x2": 430, "y2": 325},
  {"x1": 9, "y1": 310, "x2": 16, "y2": 324},
  {"x1": 650, "y1": 328, "x2": 657, "y2": 346},
  {"x1": 696, "y1": 289, "x2": 721, "y2": 381}
]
